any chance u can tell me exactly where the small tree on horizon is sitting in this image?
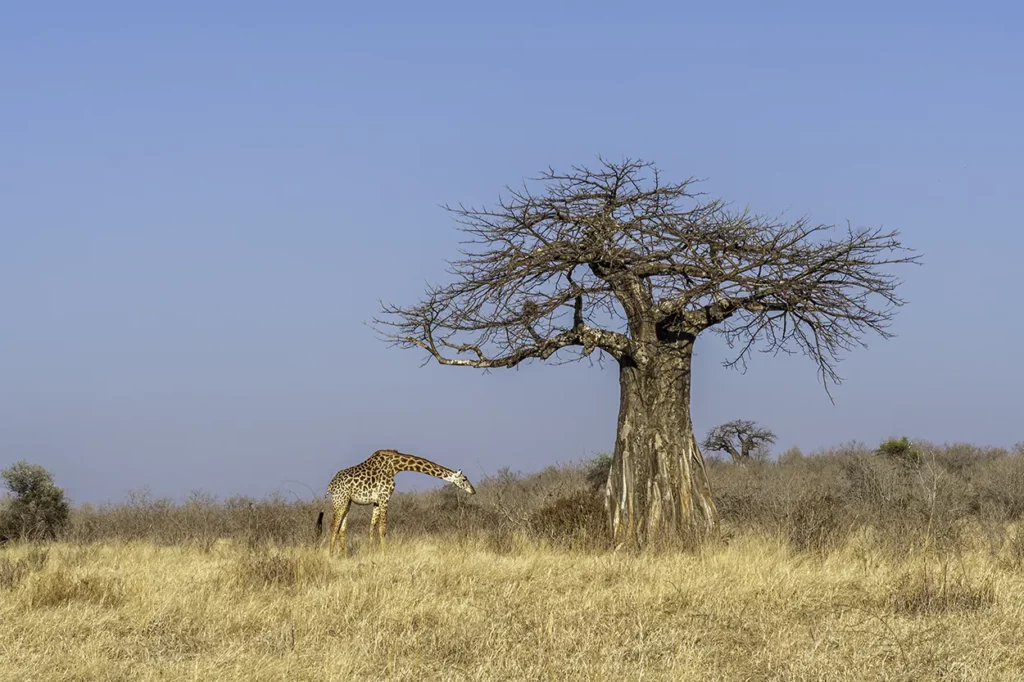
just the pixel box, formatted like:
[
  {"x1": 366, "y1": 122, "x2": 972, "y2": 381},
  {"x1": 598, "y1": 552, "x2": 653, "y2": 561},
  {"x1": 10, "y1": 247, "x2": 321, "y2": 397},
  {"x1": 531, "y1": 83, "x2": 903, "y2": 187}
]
[
  {"x1": 0, "y1": 460, "x2": 70, "y2": 540},
  {"x1": 374, "y1": 158, "x2": 919, "y2": 548},
  {"x1": 702, "y1": 420, "x2": 777, "y2": 463}
]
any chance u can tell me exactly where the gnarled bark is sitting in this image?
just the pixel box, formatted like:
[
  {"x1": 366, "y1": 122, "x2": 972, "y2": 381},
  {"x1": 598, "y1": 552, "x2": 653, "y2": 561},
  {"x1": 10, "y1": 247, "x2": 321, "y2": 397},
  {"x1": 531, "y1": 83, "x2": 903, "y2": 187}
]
[{"x1": 605, "y1": 346, "x2": 716, "y2": 546}]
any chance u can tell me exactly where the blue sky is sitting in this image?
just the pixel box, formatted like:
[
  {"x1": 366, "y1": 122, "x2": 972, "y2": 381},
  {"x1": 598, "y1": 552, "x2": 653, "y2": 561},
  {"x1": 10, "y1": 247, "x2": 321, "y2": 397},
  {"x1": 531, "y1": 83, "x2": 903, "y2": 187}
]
[{"x1": 2, "y1": 2, "x2": 1022, "y2": 504}]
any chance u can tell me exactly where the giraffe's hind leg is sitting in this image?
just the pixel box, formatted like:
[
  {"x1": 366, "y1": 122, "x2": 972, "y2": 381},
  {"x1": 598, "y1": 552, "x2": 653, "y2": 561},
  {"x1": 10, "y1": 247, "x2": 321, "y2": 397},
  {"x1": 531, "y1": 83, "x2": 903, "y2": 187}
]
[
  {"x1": 330, "y1": 496, "x2": 351, "y2": 557},
  {"x1": 377, "y1": 500, "x2": 388, "y2": 549}
]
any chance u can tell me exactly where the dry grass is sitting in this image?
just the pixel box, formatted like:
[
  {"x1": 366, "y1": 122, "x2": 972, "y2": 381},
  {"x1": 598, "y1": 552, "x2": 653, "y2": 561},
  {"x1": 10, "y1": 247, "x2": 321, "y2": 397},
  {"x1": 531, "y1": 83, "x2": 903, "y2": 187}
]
[
  {"x1": 2, "y1": 530, "x2": 1024, "y2": 681},
  {"x1": 5, "y1": 443, "x2": 1024, "y2": 680},
  {"x1": 0, "y1": 546, "x2": 48, "y2": 590}
]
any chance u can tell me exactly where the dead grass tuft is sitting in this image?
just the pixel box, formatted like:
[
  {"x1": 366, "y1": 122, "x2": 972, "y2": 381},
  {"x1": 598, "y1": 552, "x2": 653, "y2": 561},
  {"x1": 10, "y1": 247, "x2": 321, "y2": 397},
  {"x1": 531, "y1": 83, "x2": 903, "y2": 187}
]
[
  {"x1": 21, "y1": 567, "x2": 126, "y2": 608},
  {"x1": 232, "y1": 547, "x2": 333, "y2": 590},
  {"x1": 0, "y1": 546, "x2": 49, "y2": 590}
]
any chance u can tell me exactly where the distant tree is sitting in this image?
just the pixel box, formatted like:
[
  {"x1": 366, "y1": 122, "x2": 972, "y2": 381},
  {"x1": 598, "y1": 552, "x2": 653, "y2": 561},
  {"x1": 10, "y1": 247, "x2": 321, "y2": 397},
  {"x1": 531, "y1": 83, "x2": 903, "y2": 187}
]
[
  {"x1": 702, "y1": 420, "x2": 778, "y2": 463},
  {"x1": 375, "y1": 158, "x2": 919, "y2": 548},
  {"x1": 0, "y1": 460, "x2": 70, "y2": 540}
]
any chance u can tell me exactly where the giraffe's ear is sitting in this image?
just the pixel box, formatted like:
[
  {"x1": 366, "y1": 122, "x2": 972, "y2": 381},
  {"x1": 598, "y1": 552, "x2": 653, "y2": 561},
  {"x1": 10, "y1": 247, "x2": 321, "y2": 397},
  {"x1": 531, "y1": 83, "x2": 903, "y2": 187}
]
[{"x1": 456, "y1": 469, "x2": 463, "y2": 476}]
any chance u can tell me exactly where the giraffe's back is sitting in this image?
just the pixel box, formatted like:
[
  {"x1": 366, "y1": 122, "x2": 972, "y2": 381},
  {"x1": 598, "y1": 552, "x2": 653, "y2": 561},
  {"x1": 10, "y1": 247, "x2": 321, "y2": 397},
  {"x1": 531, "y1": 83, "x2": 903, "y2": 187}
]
[{"x1": 327, "y1": 452, "x2": 395, "y2": 505}]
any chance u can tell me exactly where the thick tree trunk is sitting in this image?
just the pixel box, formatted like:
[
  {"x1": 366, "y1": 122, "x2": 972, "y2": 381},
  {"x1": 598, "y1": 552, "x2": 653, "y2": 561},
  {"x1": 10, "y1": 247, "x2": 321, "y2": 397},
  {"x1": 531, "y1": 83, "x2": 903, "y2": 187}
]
[{"x1": 604, "y1": 345, "x2": 718, "y2": 547}]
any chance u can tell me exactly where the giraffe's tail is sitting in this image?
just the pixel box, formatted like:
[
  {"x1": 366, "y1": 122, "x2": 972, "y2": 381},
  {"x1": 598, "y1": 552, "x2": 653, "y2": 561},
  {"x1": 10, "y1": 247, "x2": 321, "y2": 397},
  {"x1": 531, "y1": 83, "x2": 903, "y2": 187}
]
[{"x1": 314, "y1": 491, "x2": 329, "y2": 537}]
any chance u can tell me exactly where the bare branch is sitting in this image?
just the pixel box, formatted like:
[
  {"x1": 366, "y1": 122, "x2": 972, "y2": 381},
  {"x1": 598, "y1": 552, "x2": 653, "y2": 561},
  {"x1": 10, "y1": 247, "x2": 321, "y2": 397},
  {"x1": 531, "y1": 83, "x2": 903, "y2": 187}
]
[{"x1": 373, "y1": 158, "x2": 920, "y2": 391}]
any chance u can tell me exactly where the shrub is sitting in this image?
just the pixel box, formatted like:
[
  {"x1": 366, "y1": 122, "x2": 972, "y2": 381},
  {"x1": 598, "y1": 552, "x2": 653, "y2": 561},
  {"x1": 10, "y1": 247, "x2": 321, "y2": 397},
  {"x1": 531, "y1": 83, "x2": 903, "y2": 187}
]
[
  {"x1": 528, "y1": 490, "x2": 607, "y2": 549},
  {"x1": 585, "y1": 453, "x2": 613, "y2": 492},
  {"x1": 886, "y1": 563, "x2": 995, "y2": 615},
  {"x1": 877, "y1": 437, "x2": 917, "y2": 465},
  {"x1": 783, "y1": 493, "x2": 849, "y2": 553},
  {"x1": 1, "y1": 461, "x2": 70, "y2": 540},
  {"x1": 778, "y1": 446, "x2": 804, "y2": 464},
  {"x1": 42, "y1": 442, "x2": 1024, "y2": 555}
]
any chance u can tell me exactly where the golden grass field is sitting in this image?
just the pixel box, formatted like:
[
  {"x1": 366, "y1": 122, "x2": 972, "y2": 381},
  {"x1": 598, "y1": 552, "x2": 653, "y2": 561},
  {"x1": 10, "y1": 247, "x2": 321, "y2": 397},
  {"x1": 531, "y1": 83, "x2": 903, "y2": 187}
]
[{"x1": 3, "y1": 528, "x2": 1024, "y2": 682}]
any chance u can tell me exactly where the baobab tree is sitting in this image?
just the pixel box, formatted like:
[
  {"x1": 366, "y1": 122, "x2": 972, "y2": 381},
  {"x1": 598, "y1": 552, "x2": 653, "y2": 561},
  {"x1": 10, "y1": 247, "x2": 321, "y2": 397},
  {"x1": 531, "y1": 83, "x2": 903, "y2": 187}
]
[
  {"x1": 374, "y1": 158, "x2": 919, "y2": 548},
  {"x1": 702, "y1": 420, "x2": 777, "y2": 463}
]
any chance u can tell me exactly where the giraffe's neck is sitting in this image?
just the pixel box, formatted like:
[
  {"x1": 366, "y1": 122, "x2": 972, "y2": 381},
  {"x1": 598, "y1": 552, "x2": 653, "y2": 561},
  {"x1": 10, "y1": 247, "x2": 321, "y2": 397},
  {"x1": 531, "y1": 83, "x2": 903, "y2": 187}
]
[{"x1": 389, "y1": 454, "x2": 455, "y2": 480}]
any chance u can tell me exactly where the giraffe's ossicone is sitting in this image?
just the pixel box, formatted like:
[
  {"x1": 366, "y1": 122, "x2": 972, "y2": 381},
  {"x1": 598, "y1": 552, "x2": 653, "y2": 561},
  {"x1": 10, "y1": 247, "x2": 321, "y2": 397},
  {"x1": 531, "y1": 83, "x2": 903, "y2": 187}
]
[{"x1": 315, "y1": 449, "x2": 476, "y2": 555}]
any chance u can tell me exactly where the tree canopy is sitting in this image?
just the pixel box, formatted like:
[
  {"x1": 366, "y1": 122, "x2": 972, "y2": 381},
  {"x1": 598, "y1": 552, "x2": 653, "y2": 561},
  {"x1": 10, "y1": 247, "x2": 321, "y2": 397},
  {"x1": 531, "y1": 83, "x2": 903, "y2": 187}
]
[
  {"x1": 375, "y1": 158, "x2": 919, "y2": 392},
  {"x1": 1, "y1": 460, "x2": 70, "y2": 540}
]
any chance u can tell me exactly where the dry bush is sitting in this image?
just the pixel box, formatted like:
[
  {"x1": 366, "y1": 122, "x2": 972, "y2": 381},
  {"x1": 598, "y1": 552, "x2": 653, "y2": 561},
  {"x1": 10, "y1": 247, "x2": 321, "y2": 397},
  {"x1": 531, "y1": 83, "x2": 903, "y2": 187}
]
[
  {"x1": 527, "y1": 489, "x2": 608, "y2": 550},
  {"x1": 62, "y1": 464, "x2": 596, "y2": 548},
  {"x1": 885, "y1": 562, "x2": 996, "y2": 615},
  {"x1": 971, "y1": 454, "x2": 1024, "y2": 519},
  {"x1": 66, "y1": 489, "x2": 322, "y2": 547},
  {"x1": 44, "y1": 444, "x2": 1024, "y2": 560},
  {"x1": 382, "y1": 484, "x2": 504, "y2": 538},
  {"x1": 782, "y1": 493, "x2": 849, "y2": 553},
  {"x1": 709, "y1": 441, "x2": 1024, "y2": 555}
]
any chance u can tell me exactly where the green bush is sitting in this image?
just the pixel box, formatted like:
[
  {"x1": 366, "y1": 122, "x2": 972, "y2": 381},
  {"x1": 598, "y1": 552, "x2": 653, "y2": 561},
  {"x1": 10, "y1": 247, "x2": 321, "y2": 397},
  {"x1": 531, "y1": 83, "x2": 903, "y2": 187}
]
[
  {"x1": 1, "y1": 461, "x2": 70, "y2": 540},
  {"x1": 585, "y1": 453, "x2": 613, "y2": 492},
  {"x1": 877, "y1": 436, "x2": 918, "y2": 464}
]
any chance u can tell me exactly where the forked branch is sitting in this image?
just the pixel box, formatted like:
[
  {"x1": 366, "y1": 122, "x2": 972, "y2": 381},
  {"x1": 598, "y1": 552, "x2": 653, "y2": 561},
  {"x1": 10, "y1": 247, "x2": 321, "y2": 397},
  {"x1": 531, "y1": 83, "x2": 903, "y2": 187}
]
[{"x1": 373, "y1": 158, "x2": 920, "y2": 391}]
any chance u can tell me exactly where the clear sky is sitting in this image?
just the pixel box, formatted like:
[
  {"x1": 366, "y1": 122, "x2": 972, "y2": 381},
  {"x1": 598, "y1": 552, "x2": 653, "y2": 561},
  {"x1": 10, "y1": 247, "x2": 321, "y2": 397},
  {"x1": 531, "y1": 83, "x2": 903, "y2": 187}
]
[{"x1": 2, "y1": 2, "x2": 1022, "y2": 504}]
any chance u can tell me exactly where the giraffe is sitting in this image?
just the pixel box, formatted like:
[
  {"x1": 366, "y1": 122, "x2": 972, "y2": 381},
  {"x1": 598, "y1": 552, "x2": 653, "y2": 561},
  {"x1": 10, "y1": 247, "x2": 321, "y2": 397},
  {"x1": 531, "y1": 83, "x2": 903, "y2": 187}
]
[{"x1": 315, "y1": 449, "x2": 476, "y2": 555}]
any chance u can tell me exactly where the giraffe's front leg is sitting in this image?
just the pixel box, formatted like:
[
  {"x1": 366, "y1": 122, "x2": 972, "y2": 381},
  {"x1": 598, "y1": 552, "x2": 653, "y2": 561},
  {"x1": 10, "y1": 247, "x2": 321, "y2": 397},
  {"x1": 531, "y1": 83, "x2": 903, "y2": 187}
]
[
  {"x1": 368, "y1": 505, "x2": 380, "y2": 550},
  {"x1": 328, "y1": 514, "x2": 342, "y2": 555}
]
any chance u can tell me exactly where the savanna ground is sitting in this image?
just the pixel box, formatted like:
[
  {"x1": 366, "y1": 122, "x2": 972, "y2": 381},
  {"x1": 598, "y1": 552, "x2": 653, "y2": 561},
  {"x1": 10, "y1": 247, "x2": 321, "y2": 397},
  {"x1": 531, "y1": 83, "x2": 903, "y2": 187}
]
[{"x1": 4, "y1": 442, "x2": 1024, "y2": 681}]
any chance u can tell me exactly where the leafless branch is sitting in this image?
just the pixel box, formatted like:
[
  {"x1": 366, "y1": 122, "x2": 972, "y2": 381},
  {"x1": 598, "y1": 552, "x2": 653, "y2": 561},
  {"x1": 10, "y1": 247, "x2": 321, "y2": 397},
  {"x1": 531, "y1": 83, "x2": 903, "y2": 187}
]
[{"x1": 373, "y1": 158, "x2": 920, "y2": 390}]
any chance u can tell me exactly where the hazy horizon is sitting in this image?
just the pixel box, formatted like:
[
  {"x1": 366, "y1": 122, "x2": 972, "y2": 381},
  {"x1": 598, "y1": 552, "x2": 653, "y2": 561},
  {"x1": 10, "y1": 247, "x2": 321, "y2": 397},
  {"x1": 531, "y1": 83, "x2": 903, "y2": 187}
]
[{"x1": 3, "y1": 3, "x2": 1022, "y2": 505}]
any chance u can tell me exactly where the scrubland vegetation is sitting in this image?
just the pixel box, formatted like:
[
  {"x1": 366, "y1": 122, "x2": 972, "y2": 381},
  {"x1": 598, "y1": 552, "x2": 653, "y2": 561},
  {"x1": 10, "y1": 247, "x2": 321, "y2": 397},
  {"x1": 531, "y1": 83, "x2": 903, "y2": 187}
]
[{"x1": 4, "y1": 440, "x2": 1024, "y2": 680}]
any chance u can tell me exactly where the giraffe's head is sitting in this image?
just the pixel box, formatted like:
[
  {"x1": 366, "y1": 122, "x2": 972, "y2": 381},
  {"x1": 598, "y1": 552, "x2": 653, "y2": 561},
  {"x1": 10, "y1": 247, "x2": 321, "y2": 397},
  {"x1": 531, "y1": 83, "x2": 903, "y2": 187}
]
[{"x1": 445, "y1": 469, "x2": 476, "y2": 495}]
